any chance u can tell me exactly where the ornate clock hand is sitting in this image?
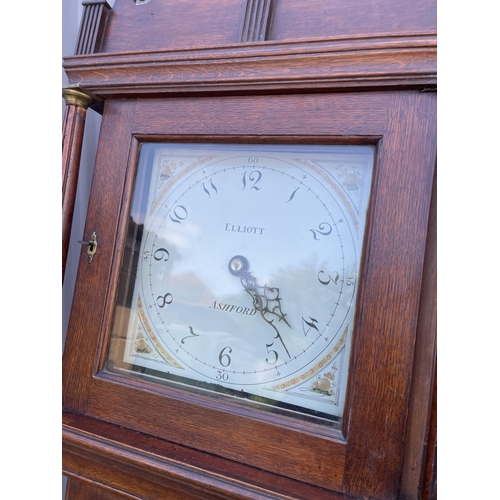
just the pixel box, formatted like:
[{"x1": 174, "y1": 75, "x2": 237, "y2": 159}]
[{"x1": 229, "y1": 256, "x2": 291, "y2": 358}]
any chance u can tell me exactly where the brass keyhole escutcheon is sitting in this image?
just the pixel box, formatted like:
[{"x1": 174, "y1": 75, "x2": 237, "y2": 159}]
[{"x1": 78, "y1": 232, "x2": 98, "y2": 264}]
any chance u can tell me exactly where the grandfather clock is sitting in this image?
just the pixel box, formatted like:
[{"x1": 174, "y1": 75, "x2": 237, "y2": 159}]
[{"x1": 62, "y1": 1, "x2": 436, "y2": 499}]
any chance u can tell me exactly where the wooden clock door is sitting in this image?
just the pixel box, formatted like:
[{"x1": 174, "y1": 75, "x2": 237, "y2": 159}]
[{"x1": 62, "y1": 2, "x2": 436, "y2": 500}]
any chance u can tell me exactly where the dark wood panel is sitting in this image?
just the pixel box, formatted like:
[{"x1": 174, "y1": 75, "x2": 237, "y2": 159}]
[
  {"x1": 96, "y1": 0, "x2": 435, "y2": 54},
  {"x1": 400, "y1": 171, "x2": 437, "y2": 498},
  {"x1": 342, "y1": 92, "x2": 436, "y2": 499},
  {"x1": 88, "y1": 375, "x2": 346, "y2": 491},
  {"x1": 421, "y1": 370, "x2": 437, "y2": 500},
  {"x1": 101, "y1": 0, "x2": 248, "y2": 53},
  {"x1": 131, "y1": 92, "x2": 389, "y2": 136},
  {"x1": 271, "y1": 0, "x2": 436, "y2": 41},
  {"x1": 63, "y1": 412, "x2": 351, "y2": 500},
  {"x1": 65, "y1": 477, "x2": 141, "y2": 500},
  {"x1": 62, "y1": 99, "x2": 137, "y2": 413}
]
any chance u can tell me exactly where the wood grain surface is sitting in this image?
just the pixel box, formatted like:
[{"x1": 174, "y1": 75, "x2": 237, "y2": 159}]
[
  {"x1": 98, "y1": 0, "x2": 435, "y2": 53},
  {"x1": 63, "y1": 91, "x2": 436, "y2": 499},
  {"x1": 63, "y1": 2, "x2": 437, "y2": 498},
  {"x1": 63, "y1": 34, "x2": 436, "y2": 97},
  {"x1": 62, "y1": 104, "x2": 87, "y2": 282}
]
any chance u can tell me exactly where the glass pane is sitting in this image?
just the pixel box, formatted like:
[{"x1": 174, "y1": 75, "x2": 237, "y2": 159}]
[{"x1": 106, "y1": 143, "x2": 374, "y2": 427}]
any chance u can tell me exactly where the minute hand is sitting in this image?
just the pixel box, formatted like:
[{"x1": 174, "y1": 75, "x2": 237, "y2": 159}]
[
  {"x1": 241, "y1": 273, "x2": 291, "y2": 329},
  {"x1": 229, "y1": 256, "x2": 291, "y2": 358}
]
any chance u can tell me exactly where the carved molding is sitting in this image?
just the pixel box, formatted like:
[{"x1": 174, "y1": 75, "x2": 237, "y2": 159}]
[{"x1": 63, "y1": 33, "x2": 436, "y2": 97}]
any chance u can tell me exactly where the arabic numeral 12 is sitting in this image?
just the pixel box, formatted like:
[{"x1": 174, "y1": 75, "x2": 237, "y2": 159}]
[{"x1": 242, "y1": 170, "x2": 262, "y2": 191}]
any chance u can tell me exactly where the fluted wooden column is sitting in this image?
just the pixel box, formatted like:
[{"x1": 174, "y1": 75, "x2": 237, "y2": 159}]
[
  {"x1": 62, "y1": 85, "x2": 96, "y2": 282},
  {"x1": 240, "y1": 0, "x2": 275, "y2": 42}
]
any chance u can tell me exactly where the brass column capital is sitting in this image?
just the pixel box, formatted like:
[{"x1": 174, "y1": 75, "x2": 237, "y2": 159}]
[{"x1": 62, "y1": 85, "x2": 101, "y2": 111}]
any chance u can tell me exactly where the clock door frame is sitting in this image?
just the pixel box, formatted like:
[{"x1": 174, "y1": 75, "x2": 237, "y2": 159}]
[{"x1": 62, "y1": 90, "x2": 436, "y2": 500}]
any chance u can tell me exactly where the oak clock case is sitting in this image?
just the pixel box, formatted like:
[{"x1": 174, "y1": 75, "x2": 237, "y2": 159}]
[
  {"x1": 63, "y1": 90, "x2": 436, "y2": 500},
  {"x1": 107, "y1": 143, "x2": 374, "y2": 426}
]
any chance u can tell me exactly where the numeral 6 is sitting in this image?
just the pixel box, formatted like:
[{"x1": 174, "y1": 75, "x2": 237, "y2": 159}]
[{"x1": 219, "y1": 346, "x2": 232, "y2": 367}]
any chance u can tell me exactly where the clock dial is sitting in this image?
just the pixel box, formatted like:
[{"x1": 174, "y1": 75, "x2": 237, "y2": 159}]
[{"x1": 107, "y1": 143, "x2": 374, "y2": 424}]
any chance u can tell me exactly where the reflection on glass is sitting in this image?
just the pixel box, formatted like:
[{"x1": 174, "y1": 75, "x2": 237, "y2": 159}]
[{"x1": 106, "y1": 143, "x2": 374, "y2": 427}]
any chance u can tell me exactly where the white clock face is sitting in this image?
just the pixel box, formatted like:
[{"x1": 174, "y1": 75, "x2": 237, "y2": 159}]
[{"x1": 107, "y1": 143, "x2": 374, "y2": 424}]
